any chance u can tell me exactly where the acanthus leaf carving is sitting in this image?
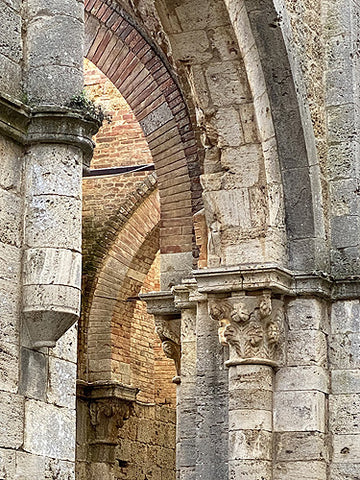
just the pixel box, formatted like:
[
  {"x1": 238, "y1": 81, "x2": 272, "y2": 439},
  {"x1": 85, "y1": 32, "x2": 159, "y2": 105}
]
[
  {"x1": 155, "y1": 316, "x2": 181, "y2": 384},
  {"x1": 209, "y1": 291, "x2": 284, "y2": 367}
]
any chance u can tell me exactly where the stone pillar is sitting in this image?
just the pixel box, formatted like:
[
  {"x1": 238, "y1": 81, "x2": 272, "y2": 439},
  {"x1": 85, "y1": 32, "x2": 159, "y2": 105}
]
[
  {"x1": 173, "y1": 282, "x2": 198, "y2": 480},
  {"x1": 209, "y1": 291, "x2": 284, "y2": 480},
  {"x1": 21, "y1": 0, "x2": 99, "y2": 347}
]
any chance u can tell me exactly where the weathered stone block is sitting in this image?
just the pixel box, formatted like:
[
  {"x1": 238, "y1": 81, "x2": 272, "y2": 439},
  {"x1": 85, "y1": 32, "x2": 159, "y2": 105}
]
[
  {"x1": 228, "y1": 459, "x2": 272, "y2": 480},
  {"x1": 332, "y1": 434, "x2": 360, "y2": 463},
  {"x1": 45, "y1": 458, "x2": 75, "y2": 480},
  {"x1": 274, "y1": 432, "x2": 329, "y2": 462},
  {"x1": 274, "y1": 460, "x2": 327, "y2": 480},
  {"x1": 220, "y1": 145, "x2": 261, "y2": 183},
  {"x1": 287, "y1": 330, "x2": 327, "y2": 367},
  {"x1": 0, "y1": 447, "x2": 15, "y2": 479},
  {"x1": 273, "y1": 391, "x2": 326, "y2": 432},
  {"x1": 330, "y1": 394, "x2": 360, "y2": 434},
  {"x1": 206, "y1": 63, "x2": 250, "y2": 108},
  {"x1": 19, "y1": 347, "x2": 47, "y2": 400},
  {"x1": 0, "y1": 189, "x2": 22, "y2": 247},
  {"x1": 0, "y1": 3, "x2": 21, "y2": 62},
  {"x1": 229, "y1": 429, "x2": 272, "y2": 460},
  {"x1": 51, "y1": 323, "x2": 77, "y2": 363},
  {"x1": 27, "y1": 0, "x2": 83, "y2": 22},
  {"x1": 328, "y1": 333, "x2": 360, "y2": 369},
  {"x1": 229, "y1": 409, "x2": 272, "y2": 432},
  {"x1": 24, "y1": 399, "x2": 75, "y2": 461},
  {"x1": 175, "y1": 0, "x2": 229, "y2": 30},
  {"x1": 214, "y1": 107, "x2": 244, "y2": 146},
  {"x1": 330, "y1": 462, "x2": 360, "y2": 480},
  {"x1": 331, "y1": 300, "x2": 360, "y2": 333},
  {"x1": 0, "y1": 391, "x2": 23, "y2": 448},
  {"x1": 287, "y1": 298, "x2": 328, "y2": 331},
  {"x1": 16, "y1": 451, "x2": 46, "y2": 479},
  {"x1": 0, "y1": 135, "x2": 22, "y2": 192},
  {"x1": 275, "y1": 366, "x2": 329, "y2": 393},
  {"x1": 47, "y1": 357, "x2": 76, "y2": 408},
  {"x1": 171, "y1": 31, "x2": 212, "y2": 64},
  {"x1": 331, "y1": 370, "x2": 360, "y2": 394}
]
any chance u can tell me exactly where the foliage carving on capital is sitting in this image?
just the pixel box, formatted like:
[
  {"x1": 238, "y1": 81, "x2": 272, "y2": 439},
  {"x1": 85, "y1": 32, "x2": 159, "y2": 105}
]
[
  {"x1": 209, "y1": 292, "x2": 283, "y2": 367},
  {"x1": 89, "y1": 398, "x2": 132, "y2": 444}
]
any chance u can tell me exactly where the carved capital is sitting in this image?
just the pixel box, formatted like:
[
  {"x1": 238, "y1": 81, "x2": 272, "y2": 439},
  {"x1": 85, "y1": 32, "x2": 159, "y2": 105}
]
[
  {"x1": 209, "y1": 291, "x2": 284, "y2": 367},
  {"x1": 89, "y1": 398, "x2": 132, "y2": 444}
]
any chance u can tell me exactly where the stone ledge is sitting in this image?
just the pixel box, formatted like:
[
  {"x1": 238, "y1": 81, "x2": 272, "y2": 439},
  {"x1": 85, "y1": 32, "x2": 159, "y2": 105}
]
[
  {"x1": 76, "y1": 380, "x2": 139, "y2": 402},
  {"x1": 0, "y1": 93, "x2": 101, "y2": 165}
]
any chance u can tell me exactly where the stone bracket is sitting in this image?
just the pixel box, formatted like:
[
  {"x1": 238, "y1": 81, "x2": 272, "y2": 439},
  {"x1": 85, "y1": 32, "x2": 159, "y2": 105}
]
[
  {"x1": 0, "y1": 93, "x2": 101, "y2": 165},
  {"x1": 140, "y1": 291, "x2": 182, "y2": 383}
]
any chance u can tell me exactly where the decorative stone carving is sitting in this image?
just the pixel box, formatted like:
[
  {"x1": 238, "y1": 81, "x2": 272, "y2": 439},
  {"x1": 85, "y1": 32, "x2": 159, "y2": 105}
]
[
  {"x1": 89, "y1": 398, "x2": 132, "y2": 445},
  {"x1": 209, "y1": 291, "x2": 284, "y2": 367},
  {"x1": 155, "y1": 316, "x2": 181, "y2": 384}
]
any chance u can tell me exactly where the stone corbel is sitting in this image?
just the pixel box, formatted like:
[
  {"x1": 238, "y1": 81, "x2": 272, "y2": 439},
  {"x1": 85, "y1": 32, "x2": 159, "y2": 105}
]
[
  {"x1": 77, "y1": 381, "x2": 138, "y2": 445},
  {"x1": 140, "y1": 291, "x2": 181, "y2": 383},
  {"x1": 209, "y1": 290, "x2": 284, "y2": 367}
]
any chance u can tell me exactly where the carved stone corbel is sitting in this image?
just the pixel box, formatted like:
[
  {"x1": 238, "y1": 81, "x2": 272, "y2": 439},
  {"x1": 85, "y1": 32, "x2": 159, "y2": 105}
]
[
  {"x1": 209, "y1": 290, "x2": 284, "y2": 367},
  {"x1": 140, "y1": 291, "x2": 181, "y2": 383},
  {"x1": 89, "y1": 398, "x2": 132, "y2": 445}
]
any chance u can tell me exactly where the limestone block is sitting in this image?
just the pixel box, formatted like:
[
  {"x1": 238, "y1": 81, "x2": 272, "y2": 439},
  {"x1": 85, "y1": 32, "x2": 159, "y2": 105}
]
[
  {"x1": 220, "y1": 145, "x2": 261, "y2": 183},
  {"x1": 0, "y1": 339, "x2": 18, "y2": 393},
  {"x1": 214, "y1": 107, "x2": 244, "y2": 146},
  {"x1": 328, "y1": 333, "x2": 360, "y2": 369},
  {"x1": 0, "y1": 189, "x2": 22, "y2": 247},
  {"x1": 26, "y1": 16, "x2": 82, "y2": 70},
  {"x1": 23, "y1": 284, "x2": 80, "y2": 314},
  {"x1": 331, "y1": 300, "x2": 360, "y2": 333},
  {"x1": 327, "y1": 104, "x2": 356, "y2": 144},
  {"x1": 273, "y1": 391, "x2": 326, "y2": 432},
  {"x1": 274, "y1": 432, "x2": 329, "y2": 462},
  {"x1": 19, "y1": 348, "x2": 47, "y2": 400},
  {"x1": 24, "y1": 399, "x2": 76, "y2": 461},
  {"x1": 332, "y1": 434, "x2": 360, "y2": 463},
  {"x1": 330, "y1": 463, "x2": 360, "y2": 480},
  {"x1": 15, "y1": 451, "x2": 46, "y2": 479},
  {"x1": 229, "y1": 364, "x2": 273, "y2": 391},
  {"x1": 47, "y1": 357, "x2": 76, "y2": 408},
  {"x1": 26, "y1": 145, "x2": 82, "y2": 198},
  {"x1": 229, "y1": 389, "x2": 273, "y2": 411},
  {"x1": 0, "y1": 3, "x2": 21, "y2": 62},
  {"x1": 140, "y1": 103, "x2": 173, "y2": 136},
  {"x1": 24, "y1": 195, "x2": 82, "y2": 251},
  {"x1": 228, "y1": 460, "x2": 272, "y2": 480},
  {"x1": 206, "y1": 63, "x2": 250, "y2": 108},
  {"x1": 229, "y1": 409, "x2": 272, "y2": 432},
  {"x1": 329, "y1": 394, "x2": 360, "y2": 434},
  {"x1": 239, "y1": 103, "x2": 258, "y2": 143},
  {"x1": 44, "y1": 458, "x2": 75, "y2": 480},
  {"x1": 0, "y1": 243, "x2": 21, "y2": 284},
  {"x1": 331, "y1": 370, "x2": 360, "y2": 394},
  {"x1": 222, "y1": 236, "x2": 285, "y2": 266},
  {"x1": 331, "y1": 215, "x2": 360, "y2": 249},
  {"x1": 0, "y1": 278, "x2": 20, "y2": 338},
  {"x1": 275, "y1": 366, "x2": 329, "y2": 393},
  {"x1": 27, "y1": 0, "x2": 83, "y2": 21},
  {"x1": 0, "y1": 53, "x2": 22, "y2": 97},
  {"x1": 229, "y1": 429, "x2": 272, "y2": 460},
  {"x1": 0, "y1": 447, "x2": 15, "y2": 479},
  {"x1": 171, "y1": 31, "x2": 212, "y2": 64},
  {"x1": 51, "y1": 323, "x2": 77, "y2": 363},
  {"x1": 23, "y1": 249, "x2": 81, "y2": 288},
  {"x1": 26, "y1": 65, "x2": 83, "y2": 105},
  {"x1": 287, "y1": 330, "x2": 327, "y2": 367},
  {"x1": 0, "y1": 391, "x2": 24, "y2": 448},
  {"x1": 210, "y1": 26, "x2": 240, "y2": 61},
  {"x1": 253, "y1": 91, "x2": 275, "y2": 141},
  {"x1": 0, "y1": 135, "x2": 22, "y2": 192},
  {"x1": 175, "y1": 0, "x2": 229, "y2": 30},
  {"x1": 274, "y1": 461, "x2": 327, "y2": 480},
  {"x1": 160, "y1": 252, "x2": 193, "y2": 290},
  {"x1": 287, "y1": 298, "x2": 328, "y2": 332}
]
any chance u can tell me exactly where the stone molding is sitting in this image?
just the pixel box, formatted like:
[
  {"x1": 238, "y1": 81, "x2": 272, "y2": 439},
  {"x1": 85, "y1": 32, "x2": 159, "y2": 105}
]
[
  {"x1": 140, "y1": 291, "x2": 181, "y2": 384},
  {"x1": 0, "y1": 93, "x2": 100, "y2": 165},
  {"x1": 209, "y1": 291, "x2": 284, "y2": 367},
  {"x1": 77, "y1": 381, "x2": 138, "y2": 445}
]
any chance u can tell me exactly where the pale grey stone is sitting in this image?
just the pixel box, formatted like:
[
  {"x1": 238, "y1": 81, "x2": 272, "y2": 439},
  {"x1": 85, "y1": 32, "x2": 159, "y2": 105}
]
[
  {"x1": 332, "y1": 434, "x2": 360, "y2": 463},
  {"x1": 0, "y1": 243, "x2": 21, "y2": 284},
  {"x1": 206, "y1": 62, "x2": 250, "y2": 107},
  {"x1": 0, "y1": 447, "x2": 15, "y2": 479},
  {"x1": 19, "y1": 348, "x2": 47, "y2": 400},
  {"x1": 140, "y1": 103, "x2": 173, "y2": 136},
  {"x1": 214, "y1": 107, "x2": 244, "y2": 146},
  {"x1": 45, "y1": 458, "x2": 75, "y2": 480},
  {"x1": 50, "y1": 323, "x2": 77, "y2": 363},
  {"x1": 331, "y1": 370, "x2": 360, "y2": 394},
  {"x1": 0, "y1": 391, "x2": 23, "y2": 448},
  {"x1": 330, "y1": 463, "x2": 360, "y2": 480},
  {"x1": 0, "y1": 190, "x2": 22, "y2": 247},
  {"x1": 175, "y1": 0, "x2": 229, "y2": 31},
  {"x1": 171, "y1": 31, "x2": 212, "y2": 64},
  {"x1": 274, "y1": 460, "x2": 327, "y2": 480},
  {"x1": 287, "y1": 298, "x2": 328, "y2": 332},
  {"x1": 275, "y1": 366, "x2": 329, "y2": 393},
  {"x1": 27, "y1": 0, "x2": 83, "y2": 21},
  {"x1": 0, "y1": 135, "x2": 22, "y2": 192},
  {"x1": 24, "y1": 195, "x2": 82, "y2": 251},
  {"x1": 329, "y1": 333, "x2": 360, "y2": 369},
  {"x1": 273, "y1": 391, "x2": 326, "y2": 433},
  {"x1": 47, "y1": 357, "x2": 76, "y2": 408},
  {"x1": 24, "y1": 399, "x2": 76, "y2": 461},
  {"x1": 229, "y1": 409, "x2": 272, "y2": 432},
  {"x1": 229, "y1": 429, "x2": 272, "y2": 460},
  {"x1": 274, "y1": 432, "x2": 329, "y2": 462},
  {"x1": 330, "y1": 394, "x2": 360, "y2": 434},
  {"x1": 0, "y1": 339, "x2": 18, "y2": 393},
  {"x1": 15, "y1": 451, "x2": 46, "y2": 479},
  {"x1": 287, "y1": 330, "x2": 327, "y2": 367},
  {"x1": 0, "y1": 3, "x2": 21, "y2": 62},
  {"x1": 228, "y1": 459, "x2": 272, "y2": 480},
  {"x1": 331, "y1": 300, "x2": 360, "y2": 334}
]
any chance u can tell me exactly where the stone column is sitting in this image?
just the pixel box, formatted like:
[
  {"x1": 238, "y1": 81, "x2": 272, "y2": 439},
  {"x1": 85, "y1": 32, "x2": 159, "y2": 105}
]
[
  {"x1": 22, "y1": 0, "x2": 99, "y2": 347},
  {"x1": 209, "y1": 291, "x2": 284, "y2": 480},
  {"x1": 173, "y1": 282, "x2": 198, "y2": 480}
]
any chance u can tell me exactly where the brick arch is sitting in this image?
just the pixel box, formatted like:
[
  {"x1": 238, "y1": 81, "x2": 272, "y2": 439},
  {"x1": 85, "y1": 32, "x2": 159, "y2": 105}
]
[
  {"x1": 78, "y1": 187, "x2": 160, "y2": 381},
  {"x1": 84, "y1": 0, "x2": 202, "y2": 258}
]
